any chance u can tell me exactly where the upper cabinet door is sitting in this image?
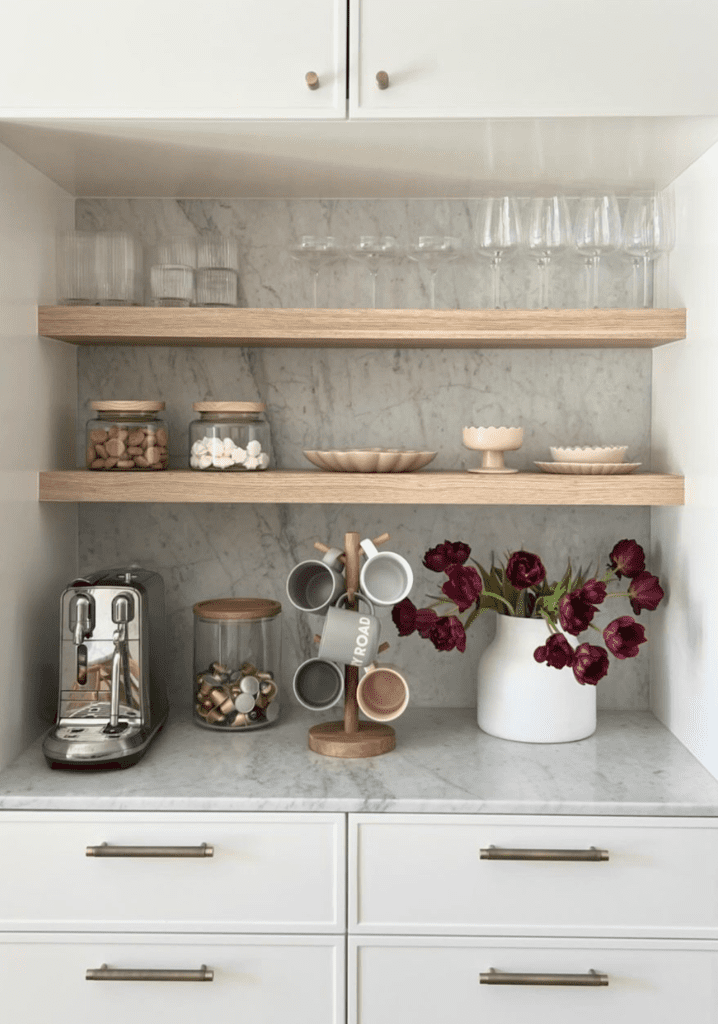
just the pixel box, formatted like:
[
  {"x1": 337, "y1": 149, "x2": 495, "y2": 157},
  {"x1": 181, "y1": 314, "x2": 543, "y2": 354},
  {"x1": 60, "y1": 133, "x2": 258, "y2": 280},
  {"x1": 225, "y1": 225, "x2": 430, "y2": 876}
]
[
  {"x1": 350, "y1": 0, "x2": 718, "y2": 118},
  {"x1": 0, "y1": 0, "x2": 346, "y2": 118}
]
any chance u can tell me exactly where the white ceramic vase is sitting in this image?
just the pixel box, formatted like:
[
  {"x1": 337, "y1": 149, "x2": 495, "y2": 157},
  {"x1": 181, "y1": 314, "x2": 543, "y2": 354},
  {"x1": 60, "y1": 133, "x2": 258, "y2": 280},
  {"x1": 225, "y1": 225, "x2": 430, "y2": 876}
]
[{"x1": 477, "y1": 614, "x2": 596, "y2": 743}]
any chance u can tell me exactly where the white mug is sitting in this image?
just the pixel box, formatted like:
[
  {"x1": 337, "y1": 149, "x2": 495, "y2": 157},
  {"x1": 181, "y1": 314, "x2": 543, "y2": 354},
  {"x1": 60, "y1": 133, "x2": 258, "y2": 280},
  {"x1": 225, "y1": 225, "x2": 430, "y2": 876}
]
[
  {"x1": 359, "y1": 538, "x2": 413, "y2": 607},
  {"x1": 318, "y1": 593, "x2": 381, "y2": 668}
]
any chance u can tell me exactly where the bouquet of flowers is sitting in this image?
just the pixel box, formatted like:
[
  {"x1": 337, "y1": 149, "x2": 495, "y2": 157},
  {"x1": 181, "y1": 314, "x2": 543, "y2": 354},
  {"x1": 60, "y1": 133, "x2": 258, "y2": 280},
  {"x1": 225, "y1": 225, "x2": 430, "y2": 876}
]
[{"x1": 391, "y1": 539, "x2": 664, "y2": 686}]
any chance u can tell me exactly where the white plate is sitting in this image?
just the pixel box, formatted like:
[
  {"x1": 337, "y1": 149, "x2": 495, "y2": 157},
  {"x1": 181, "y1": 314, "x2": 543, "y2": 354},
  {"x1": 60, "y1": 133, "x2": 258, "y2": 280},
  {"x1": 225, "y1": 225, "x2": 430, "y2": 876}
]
[
  {"x1": 535, "y1": 461, "x2": 641, "y2": 475},
  {"x1": 303, "y1": 449, "x2": 437, "y2": 473}
]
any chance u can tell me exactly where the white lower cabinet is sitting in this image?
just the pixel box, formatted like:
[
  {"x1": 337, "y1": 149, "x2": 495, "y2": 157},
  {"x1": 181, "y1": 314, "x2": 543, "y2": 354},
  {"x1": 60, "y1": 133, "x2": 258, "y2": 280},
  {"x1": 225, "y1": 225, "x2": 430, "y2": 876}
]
[
  {"x1": 0, "y1": 933, "x2": 345, "y2": 1024},
  {"x1": 349, "y1": 937, "x2": 718, "y2": 1024}
]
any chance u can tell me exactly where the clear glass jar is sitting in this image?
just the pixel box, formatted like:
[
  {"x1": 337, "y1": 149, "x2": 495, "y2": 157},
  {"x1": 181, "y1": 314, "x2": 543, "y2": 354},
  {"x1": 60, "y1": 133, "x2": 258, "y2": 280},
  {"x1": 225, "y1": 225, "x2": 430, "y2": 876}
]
[
  {"x1": 193, "y1": 598, "x2": 282, "y2": 731},
  {"x1": 86, "y1": 401, "x2": 169, "y2": 471},
  {"x1": 189, "y1": 402, "x2": 272, "y2": 471}
]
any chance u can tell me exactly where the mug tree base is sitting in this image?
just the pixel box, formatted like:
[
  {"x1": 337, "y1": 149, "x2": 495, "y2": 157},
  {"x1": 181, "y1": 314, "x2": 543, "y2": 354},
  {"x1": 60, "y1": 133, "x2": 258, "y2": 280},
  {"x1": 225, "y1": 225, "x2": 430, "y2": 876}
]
[{"x1": 308, "y1": 720, "x2": 395, "y2": 758}]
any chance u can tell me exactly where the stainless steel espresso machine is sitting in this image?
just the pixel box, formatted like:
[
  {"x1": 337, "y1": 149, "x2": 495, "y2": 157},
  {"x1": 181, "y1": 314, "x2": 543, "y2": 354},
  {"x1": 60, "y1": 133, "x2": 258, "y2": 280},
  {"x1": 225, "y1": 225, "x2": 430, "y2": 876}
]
[{"x1": 43, "y1": 567, "x2": 169, "y2": 769}]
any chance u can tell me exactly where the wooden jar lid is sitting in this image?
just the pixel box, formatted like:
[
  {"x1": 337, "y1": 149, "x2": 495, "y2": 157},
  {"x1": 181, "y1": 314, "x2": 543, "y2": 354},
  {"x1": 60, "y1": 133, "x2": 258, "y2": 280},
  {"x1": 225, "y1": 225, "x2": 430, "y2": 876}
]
[
  {"x1": 91, "y1": 400, "x2": 166, "y2": 412},
  {"x1": 193, "y1": 401, "x2": 266, "y2": 413},
  {"x1": 193, "y1": 598, "x2": 281, "y2": 621}
]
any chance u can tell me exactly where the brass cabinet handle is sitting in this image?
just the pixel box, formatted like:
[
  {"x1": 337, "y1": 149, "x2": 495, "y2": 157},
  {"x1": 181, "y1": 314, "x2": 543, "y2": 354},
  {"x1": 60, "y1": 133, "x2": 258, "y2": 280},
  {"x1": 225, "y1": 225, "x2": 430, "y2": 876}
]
[
  {"x1": 87, "y1": 964, "x2": 214, "y2": 982},
  {"x1": 376, "y1": 70, "x2": 389, "y2": 90},
  {"x1": 86, "y1": 842, "x2": 214, "y2": 858},
  {"x1": 481, "y1": 968, "x2": 608, "y2": 987},
  {"x1": 306, "y1": 71, "x2": 320, "y2": 90},
  {"x1": 480, "y1": 845, "x2": 608, "y2": 862}
]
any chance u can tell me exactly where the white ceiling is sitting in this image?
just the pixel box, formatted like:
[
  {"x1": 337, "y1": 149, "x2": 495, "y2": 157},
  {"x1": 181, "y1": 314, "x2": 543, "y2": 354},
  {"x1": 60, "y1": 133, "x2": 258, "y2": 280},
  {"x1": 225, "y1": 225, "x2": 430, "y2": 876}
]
[{"x1": 1, "y1": 116, "x2": 718, "y2": 198}]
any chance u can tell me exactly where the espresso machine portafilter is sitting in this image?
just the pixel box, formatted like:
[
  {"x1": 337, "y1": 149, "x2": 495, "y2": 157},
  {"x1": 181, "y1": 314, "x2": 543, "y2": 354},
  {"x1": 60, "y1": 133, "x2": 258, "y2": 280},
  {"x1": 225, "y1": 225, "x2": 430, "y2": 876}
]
[{"x1": 43, "y1": 567, "x2": 169, "y2": 769}]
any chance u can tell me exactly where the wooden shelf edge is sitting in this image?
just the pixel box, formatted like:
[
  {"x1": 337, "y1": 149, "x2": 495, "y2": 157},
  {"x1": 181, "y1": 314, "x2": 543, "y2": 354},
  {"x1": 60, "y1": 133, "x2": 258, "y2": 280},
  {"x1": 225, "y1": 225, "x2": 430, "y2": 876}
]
[
  {"x1": 38, "y1": 471, "x2": 685, "y2": 506},
  {"x1": 38, "y1": 307, "x2": 687, "y2": 348}
]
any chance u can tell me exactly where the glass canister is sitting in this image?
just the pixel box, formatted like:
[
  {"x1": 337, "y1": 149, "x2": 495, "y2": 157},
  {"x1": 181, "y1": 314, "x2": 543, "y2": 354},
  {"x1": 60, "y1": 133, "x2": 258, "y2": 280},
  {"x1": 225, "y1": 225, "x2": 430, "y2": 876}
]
[
  {"x1": 193, "y1": 598, "x2": 282, "y2": 731},
  {"x1": 86, "y1": 401, "x2": 169, "y2": 471},
  {"x1": 189, "y1": 402, "x2": 272, "y2": 471}
]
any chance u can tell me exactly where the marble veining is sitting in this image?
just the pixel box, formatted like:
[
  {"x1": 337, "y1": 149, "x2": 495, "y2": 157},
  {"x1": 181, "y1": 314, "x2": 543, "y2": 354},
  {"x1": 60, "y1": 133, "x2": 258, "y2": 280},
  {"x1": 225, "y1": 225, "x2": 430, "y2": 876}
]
[
  {"x1": 74, "y1": 198, "x2": 654, "y2": 711},
  {"x1": 1, "y1": 710, "x2": 716, "y2": 816}
]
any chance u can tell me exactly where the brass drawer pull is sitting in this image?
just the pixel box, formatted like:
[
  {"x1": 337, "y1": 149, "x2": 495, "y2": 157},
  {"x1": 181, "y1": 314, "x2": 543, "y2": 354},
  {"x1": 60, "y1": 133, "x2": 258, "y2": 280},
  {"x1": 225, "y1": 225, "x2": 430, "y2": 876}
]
[
  {"x1": 306, "y1": 71, "x2": 320, "y2": 90},
  {"x1": 86, "y1": 842, "x2": 214, "y2": 858},
  {"x1": 480, "y1": 845, "x2": 608, "y2": 862},
  {"x1": 481, "y1": 968, "x2": 608, "y2": 987},
  {"x1": 376, "y1": 70, "x2": 389, "y2": 89},
  {"x1": 87, "y1": 964, "x2": 214, "y2": 982}
]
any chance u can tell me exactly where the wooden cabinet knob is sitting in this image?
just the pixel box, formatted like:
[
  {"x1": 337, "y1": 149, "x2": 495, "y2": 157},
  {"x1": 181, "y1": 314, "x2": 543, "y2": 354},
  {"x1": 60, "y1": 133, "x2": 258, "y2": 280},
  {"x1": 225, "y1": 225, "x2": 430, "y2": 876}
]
[
  {"x1": 376, "y1": 71, "x2": 389, "y2": 90},
  {"x1": 306, "y1": 71, "x2": 320, "y2": 90}
]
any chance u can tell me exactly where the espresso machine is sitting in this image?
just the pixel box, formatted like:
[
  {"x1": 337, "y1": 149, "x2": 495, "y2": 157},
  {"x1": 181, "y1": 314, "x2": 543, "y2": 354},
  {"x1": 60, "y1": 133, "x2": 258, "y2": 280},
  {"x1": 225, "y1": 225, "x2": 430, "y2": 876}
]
[{"x1": 43, "y1": 567, "x2": 169, "y2": 769}]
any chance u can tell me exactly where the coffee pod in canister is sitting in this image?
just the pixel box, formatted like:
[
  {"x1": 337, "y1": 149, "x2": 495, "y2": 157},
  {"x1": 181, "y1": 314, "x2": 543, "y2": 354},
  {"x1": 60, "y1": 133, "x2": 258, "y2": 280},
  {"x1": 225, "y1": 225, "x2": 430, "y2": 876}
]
[
  {"x1": 239, "y1": 675, "x2": 260, "y2": 695},
  {"x1": 234, "y1": 692, "x2": 256, "y2": 714}
]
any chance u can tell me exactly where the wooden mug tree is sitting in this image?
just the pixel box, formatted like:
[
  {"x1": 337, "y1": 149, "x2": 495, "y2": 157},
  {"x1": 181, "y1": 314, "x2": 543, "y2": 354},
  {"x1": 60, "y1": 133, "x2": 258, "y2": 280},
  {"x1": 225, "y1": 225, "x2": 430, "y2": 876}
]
[{"x1": 307, "y1": 531, "x2": 396, "y2": 758}]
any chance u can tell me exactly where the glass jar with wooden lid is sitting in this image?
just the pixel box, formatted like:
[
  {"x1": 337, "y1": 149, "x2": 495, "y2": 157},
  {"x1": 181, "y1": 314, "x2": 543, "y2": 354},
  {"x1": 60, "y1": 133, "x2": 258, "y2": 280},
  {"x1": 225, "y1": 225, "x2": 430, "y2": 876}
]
[
  {"x1": 86, "y1": 401, "x2": 169, "y2": 471},
  {"x1": 189, "y1": 402, "x2": 272, "y2": 471},
  {"x1": 193, "y1": 598, "x2": 282, "y2": 731}
]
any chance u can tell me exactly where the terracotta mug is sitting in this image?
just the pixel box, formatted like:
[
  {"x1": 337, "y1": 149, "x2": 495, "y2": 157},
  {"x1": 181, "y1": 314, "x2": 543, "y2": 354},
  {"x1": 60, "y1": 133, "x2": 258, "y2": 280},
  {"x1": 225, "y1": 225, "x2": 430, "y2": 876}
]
[{"x1": 357, "y1": 662, "x2": 410, "y2": 722}]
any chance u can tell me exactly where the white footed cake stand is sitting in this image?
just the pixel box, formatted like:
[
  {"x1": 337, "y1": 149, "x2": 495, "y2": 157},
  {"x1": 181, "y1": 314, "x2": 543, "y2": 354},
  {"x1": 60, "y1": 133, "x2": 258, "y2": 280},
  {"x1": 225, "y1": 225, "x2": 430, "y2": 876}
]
[{"x1": 463, "y1": 426, "x2": 524, "y2": 474}]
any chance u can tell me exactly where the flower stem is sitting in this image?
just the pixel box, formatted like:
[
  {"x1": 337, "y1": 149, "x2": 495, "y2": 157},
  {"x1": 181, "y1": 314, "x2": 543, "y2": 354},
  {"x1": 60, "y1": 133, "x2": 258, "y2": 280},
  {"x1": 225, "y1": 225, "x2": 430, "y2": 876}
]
[{"x1": 481, "y1": 590, "x2": 516, "y2": 615}]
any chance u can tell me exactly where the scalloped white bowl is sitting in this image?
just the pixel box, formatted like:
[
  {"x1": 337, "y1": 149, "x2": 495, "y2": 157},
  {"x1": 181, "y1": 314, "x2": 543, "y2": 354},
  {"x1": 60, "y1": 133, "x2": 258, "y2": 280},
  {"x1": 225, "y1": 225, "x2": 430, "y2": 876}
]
[
  {"x1": 550, "y1": 445, "x2": 628, "y2": 464},
  {"x1": 463, "y1": 426, "x2": 524, "y2": 451}
]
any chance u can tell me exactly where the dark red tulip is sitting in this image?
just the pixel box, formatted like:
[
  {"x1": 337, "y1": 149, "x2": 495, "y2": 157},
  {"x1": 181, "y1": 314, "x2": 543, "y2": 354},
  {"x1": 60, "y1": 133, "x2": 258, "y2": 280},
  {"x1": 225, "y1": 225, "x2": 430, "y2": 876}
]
[
  {"x1": 415, "y1": 607, "x2": 439, "y2": 638},
  {"x1": 609, "y1": 539, "x2": 646, "y2": 579},
  {"x1": 423, "y1": 541, "x2": 471, "y2": 573},
  {"x1": 580, "y1": 579, "x2": 607, "y2": 605},
  {"x1": 505, "y1": 550, "x2": 547, "y2": 590},
  {"x1": 442, "y1": 564, "x2": 483, "y2": 612},
  {"x1": 534, "y1": 632, "x2": 575, "y2": 670},
  {"x1": 391, "y1": 597, "x2": 417, "y2": 636},
  {"x1": 429, "y1": 615, "x2": 467, "y2": 652},
  {"x1": 628, "y1": 572, "x2": 665, "y2": 615},
  {"x1": 559, "y1": 589, "x2": 597, "y2": 636},
  {"x1": 603, "y1": 616, "x2": 647, "y2": 659},
  {"x1": 572, "y1": 643, "x2": 610, "y2": 685}
]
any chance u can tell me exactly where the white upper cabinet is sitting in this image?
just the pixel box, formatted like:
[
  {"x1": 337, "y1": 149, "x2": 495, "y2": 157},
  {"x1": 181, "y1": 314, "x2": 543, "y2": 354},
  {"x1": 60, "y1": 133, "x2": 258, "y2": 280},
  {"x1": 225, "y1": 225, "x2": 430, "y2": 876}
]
[
  {"x1": 0, "y1": 0, "x2": 346, "y2": 118},
  {"x1": 350, "y1": 0, "x2": 718, "y2": 118}
]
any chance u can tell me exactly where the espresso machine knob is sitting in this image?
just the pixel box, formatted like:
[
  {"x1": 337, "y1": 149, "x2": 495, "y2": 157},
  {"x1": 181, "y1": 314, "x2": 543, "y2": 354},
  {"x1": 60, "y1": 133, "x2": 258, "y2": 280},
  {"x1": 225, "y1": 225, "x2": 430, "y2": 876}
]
[{"x1": 69, "y1": 593, "x2": 94, "y2": 646}]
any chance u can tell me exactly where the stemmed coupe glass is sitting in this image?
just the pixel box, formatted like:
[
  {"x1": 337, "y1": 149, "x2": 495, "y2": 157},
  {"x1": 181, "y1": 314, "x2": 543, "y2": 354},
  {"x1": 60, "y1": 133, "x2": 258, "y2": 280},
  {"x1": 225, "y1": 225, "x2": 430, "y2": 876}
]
[
  {"x1": 289, "y1": 235, "x2": 340, "y2": 308},
  {"x1": 622, "y1": 192, "x2": 675, "y2": 307},
  {"x1": 474, "y1": 197, "x2": 522, "y2": 309},
  {"x1": 573, "y1": 195, "x2": 622, "y2": 308},
  {"x1": 525, "y1": 196, "x2": 572, "y2": 308},
  {"x1": 347, "y1": 235, "x2": 398, "y2": 308},
  {"x1": 406, "y1": 235, "x2": 461, "y2": 309}
]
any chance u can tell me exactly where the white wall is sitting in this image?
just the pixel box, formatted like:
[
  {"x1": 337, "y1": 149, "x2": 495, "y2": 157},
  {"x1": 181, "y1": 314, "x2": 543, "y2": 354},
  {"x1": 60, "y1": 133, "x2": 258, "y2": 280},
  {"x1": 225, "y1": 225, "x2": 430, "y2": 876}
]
[
  {"x1": 651, "y1": 141, "x2": 718, "y2": 779},
  {"x1": 0, "y1": 142, "x2": 77, "y2": 771}
]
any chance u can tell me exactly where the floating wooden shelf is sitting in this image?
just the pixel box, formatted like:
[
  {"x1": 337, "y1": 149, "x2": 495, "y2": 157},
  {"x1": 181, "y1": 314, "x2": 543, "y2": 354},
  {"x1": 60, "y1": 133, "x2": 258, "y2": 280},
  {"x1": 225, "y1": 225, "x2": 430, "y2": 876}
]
[
  {"x1": 38, "y1": 307, "x2": 686, "y2": 348},
  {"x1": 38, "y1": 471, "x2": 685, "y2": 506}
]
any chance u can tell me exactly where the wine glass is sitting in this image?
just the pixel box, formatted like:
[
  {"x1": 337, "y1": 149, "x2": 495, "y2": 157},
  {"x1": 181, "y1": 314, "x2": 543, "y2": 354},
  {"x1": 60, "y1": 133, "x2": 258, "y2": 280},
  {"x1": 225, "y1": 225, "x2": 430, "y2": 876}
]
[
  {"x1": 406, "y1": 236, "x2": 461, "y2": 309},
  {"x1": 473, "y1": 197, "x2": 522, "y2": 309},
  {"x1": 623, "y1": 192, "x2": 675, "y2": 308},
  {"x1": 289, "y1": 235, "x2": 340, "y2": 308},
  {"x1": 573, "y1": 195, "x2": 622, "y2": 308},
  {"x1": 525, "y1": 196, "x2": 572, "y2": 308},
  {"x1": 347, "y1": 235, "x2": 398, "y2": 308}
]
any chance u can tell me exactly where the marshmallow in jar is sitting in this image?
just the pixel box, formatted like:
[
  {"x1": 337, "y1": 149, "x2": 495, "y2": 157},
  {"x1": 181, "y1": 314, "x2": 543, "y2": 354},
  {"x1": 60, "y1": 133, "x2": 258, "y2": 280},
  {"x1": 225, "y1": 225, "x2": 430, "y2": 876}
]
[
  {"x1": 86, "y1": 401, "x2": 169, "y2": 471},
  {"x1": 193, "y1": 598, "x2": 282, "y2": 731},
  {"x1": 189, "y1": 401, "x2": 272, "y2": 471}
]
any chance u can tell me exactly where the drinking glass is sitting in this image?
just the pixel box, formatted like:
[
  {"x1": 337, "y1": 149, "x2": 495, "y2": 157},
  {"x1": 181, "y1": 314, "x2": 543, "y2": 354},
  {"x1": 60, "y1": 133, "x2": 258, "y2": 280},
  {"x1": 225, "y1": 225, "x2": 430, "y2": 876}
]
[
  {"x1": 56, "y1": 231, "x2": 98, "y2": 305},
  {"x1": 525, "y1": 196, "x2": 572, "y2": 308},
  {"x1": 196, "y1": 234, "x2": 239, "y2": 308},
  {"x1": 473, "y1": 197, "x2": 522, "y2": 309},
  {"x1": 289, "y1": 235, "x2": 340, "y2": 308},
  {"x1": 406, "y1": 236, "x2": 461, "y2": 309},
  {"x1": 149, "y1": 235, "x2": 197, "y2": 307},
  {"x1": 347, "y1": 235, "x2": 398, "y2": 307},
  {"x1": 573, "y1": 195, "x2": 622, "y2": 308},
  {"x1": 622, "y1": 192, "x2": 675, "y2": 307},
  {"x1": 95, "y1": 232, "x2": 142, "y2": 306}
]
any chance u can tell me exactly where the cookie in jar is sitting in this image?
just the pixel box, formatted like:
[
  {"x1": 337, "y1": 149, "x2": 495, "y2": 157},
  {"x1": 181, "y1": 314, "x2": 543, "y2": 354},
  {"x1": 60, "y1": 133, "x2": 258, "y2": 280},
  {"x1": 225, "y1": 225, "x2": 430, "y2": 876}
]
[{"x1": 86, "y1": 401, "x2": 169, "y2": 471}]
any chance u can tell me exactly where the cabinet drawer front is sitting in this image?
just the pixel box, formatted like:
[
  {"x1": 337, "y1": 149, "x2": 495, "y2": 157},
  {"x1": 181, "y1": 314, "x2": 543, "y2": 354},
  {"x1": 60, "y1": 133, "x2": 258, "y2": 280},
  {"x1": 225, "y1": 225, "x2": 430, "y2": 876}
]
[
  {"x1": 0, "y1": 812, "x2": 344, "y2": 932},
  {"x1": 0, "y1": 934, "x2": 344, "y2": 1024},
  {"x1": 350, "y1": 814, "x2": 718, "y2": 937},
  {"x1": 350, "y1": 937, "x2": 718, "y2": 1024}
]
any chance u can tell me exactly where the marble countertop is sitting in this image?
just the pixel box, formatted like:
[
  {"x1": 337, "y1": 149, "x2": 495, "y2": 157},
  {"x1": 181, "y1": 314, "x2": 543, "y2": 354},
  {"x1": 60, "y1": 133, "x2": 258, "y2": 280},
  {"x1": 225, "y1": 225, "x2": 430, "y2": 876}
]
[{"x1": 1, "y1": 708, "x2": 717, "y2": 815}]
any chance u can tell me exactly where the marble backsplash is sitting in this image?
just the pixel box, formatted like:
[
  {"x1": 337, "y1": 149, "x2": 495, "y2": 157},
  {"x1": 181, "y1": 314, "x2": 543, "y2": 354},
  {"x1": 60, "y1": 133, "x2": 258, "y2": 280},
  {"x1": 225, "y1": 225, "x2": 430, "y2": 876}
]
[{"x1": 75, "y1": 198, "x2": 653, "y2": 711}]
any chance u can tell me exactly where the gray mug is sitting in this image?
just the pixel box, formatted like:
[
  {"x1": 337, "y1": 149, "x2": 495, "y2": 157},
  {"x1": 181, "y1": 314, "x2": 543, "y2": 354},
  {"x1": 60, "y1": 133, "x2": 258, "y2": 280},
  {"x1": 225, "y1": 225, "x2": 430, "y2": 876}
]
[
  {"x1": 293, "y1": 657, "x2": 344, "y2": 711},
  {"x1": 318, "y1": 592, "x2": 381, "y2": 668},
  {"x1": 286, "y1": 548, "x2": 344, "y2": 616}
]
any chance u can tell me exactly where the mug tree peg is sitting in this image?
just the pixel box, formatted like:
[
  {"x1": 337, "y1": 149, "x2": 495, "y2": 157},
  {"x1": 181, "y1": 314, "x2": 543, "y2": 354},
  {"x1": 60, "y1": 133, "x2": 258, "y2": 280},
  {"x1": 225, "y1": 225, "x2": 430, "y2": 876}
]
[
  {"x1": 377, "y1": 641, "x2": 390, "y2": 655},
  {"x1": 372, "y1": 533, "x2": 390, "y2": 547},
  {"x1": 314, "y1": 540, "x2": 346, "y2": 565}
]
